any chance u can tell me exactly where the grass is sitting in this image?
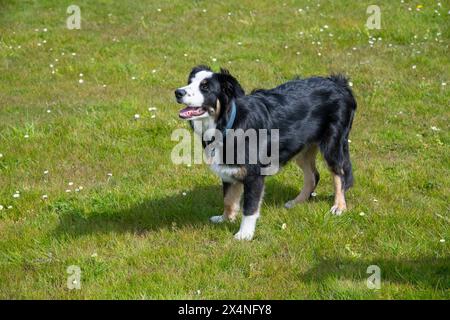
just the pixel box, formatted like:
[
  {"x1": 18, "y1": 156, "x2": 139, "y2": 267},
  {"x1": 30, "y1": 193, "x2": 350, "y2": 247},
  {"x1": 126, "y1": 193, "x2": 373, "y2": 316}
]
[{"x1": 0, "y1": 0, "x2": 449, "y2": 299}]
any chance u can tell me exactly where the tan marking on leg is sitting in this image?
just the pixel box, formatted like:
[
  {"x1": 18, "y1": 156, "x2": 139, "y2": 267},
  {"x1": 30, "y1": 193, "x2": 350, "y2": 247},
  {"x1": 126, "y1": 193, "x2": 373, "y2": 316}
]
[
  {"x1": 285, "y1": 145, "x2": 318, "y2": 208},
  {"x1": 223, "y1": 183, "x2": 243, "y2": 221},
  {"x1": 330, "y1": 173, "x2": 347, "y2": 215},
  {"x1": 233, "y1": 166, "x2": 247, "y2": 180}
]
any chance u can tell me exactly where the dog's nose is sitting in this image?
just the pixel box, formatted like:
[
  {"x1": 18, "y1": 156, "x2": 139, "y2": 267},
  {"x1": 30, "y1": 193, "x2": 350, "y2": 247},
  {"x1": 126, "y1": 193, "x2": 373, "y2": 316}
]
[{"x1": 175, "y1": 88, "x2": 186, "y2": 99}]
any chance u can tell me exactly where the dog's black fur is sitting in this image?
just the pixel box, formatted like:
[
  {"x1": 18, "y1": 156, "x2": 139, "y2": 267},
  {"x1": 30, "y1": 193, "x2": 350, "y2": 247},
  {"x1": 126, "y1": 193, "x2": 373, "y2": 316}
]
[{"x1": 175, "y1": 65, "x2": 357, "y2": 239}]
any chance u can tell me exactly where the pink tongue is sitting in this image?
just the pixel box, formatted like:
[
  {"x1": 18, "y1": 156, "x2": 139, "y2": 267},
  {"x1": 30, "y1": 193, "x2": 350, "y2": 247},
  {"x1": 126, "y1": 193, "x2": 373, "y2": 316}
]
[{"x1": 179, "y1": 107, "x2": 205, "y2": 119}]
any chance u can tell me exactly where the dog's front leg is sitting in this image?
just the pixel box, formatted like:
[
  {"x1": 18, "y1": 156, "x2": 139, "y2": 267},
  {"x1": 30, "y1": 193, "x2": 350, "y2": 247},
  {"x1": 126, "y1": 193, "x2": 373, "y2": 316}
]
[
  {"x1": 210, "y1": 181, "x2": 243, "y2": 224},
  {"x1": 234, "y1": 176, "x2": 265, "y2": 241}
]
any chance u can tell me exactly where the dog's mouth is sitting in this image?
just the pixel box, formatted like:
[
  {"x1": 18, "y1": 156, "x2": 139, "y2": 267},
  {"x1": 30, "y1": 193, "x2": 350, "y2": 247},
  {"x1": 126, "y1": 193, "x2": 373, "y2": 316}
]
[{"x1": 178, "y1": 106, "x2": 207, "y2": 119}]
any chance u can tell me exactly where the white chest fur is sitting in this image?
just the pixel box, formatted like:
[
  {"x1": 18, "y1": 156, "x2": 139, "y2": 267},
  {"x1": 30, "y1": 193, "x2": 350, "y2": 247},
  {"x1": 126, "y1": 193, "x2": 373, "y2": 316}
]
[{"x1": 191, "y1": 118, "x2": 240, "y2": 182}]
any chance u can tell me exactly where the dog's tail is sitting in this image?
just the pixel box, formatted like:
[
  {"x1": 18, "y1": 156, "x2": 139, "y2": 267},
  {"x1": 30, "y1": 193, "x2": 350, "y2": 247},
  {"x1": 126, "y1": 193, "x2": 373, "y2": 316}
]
[{"x1": 329, "y1": 74, "x2": 357, "y2": 190}]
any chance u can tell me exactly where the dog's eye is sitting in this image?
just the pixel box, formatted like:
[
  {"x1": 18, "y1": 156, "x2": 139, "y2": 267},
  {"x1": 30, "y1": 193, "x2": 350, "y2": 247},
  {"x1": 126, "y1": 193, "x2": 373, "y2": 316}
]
[{"x1": 200, "y1": 81, "x2": 208, "y2": 91}]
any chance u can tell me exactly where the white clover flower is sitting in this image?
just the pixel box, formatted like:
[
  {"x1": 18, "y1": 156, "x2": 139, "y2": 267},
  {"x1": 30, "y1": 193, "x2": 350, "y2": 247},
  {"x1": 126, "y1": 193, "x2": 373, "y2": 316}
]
[
  {"x1": 24, "y1": 134, "x2": 29, "y2": 138},
  {"x1": 440, "y1": 239, "x2": 445, "y2": 243},
  {"x1": 134, "y1": 114, "x2": 140, "y2": 120},
  {"x1": 65, "y1": 189, "x2": 71, "y2": 193},
  {"x1": 430, "y1": 126, "x2": 440, "y2": 131},
  {"x1": 182, "y1": 192, "x2": 187, "y2": 196},
  {"x1": 79, "y1": 79, "x2": 84, "y2": 84},
  {"x1": 0, "y1": 153, "x2": 3, "y2": 158},
  {"x1": 359, "y1": 212, "x2": 365, "y2": 216},
  {"x1": 44, "y1": 170, "x2": 49, "y2": 174},
  {"x1": 0, "y1": 205, "x2": 3, "y2": 210},
  {"x1": 13, "y1": 193, "x2": 20, "y2": 198},
  {"x1": 107, "y1": 173, "x2": 113, "y2": 177},
  {"x1": 7, "y1": 205, "x2": 12, "y2": 209},
  {"x1": 42, "y1": 195, "x2": 48, "y2": 199},
  {"x1": 281, "y1": 223, "x2": 287, "y2": 230}
]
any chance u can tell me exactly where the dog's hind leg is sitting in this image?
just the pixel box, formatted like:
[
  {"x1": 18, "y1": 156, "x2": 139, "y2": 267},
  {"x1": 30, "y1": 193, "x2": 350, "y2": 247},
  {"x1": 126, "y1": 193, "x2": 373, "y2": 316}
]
[
  {"x1": 210, "y1": 182, "x2": 243, "y2": 223},
  {"x1": 320, "y1": 135, "x2": 348, "y2": 215},
  {"x1": 285, "y1": 145, "x2": 319, "y2": 209}
]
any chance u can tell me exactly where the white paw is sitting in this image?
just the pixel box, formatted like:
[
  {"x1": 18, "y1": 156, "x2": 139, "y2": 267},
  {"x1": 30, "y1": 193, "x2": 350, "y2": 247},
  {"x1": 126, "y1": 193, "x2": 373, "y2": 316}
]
[
  {"x1": 210, "y1": 215, "x2": 226, "y2": 224},
  {"x1": 284, "y1": 200, "x2": 296, "y2": 209},
  {"x1": 233, "y1": 214, "x2": 258, "y2": 241},
  {"x1": 234, "y1": 229, "x2": 254, "y2": 241},
  {"x1": 330, "y1": 205, "x2": 346, "y2": 216}
]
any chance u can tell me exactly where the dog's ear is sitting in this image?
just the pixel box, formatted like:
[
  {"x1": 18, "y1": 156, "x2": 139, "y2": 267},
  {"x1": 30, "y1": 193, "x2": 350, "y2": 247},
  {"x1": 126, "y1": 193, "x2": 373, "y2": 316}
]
[
  {"x1": 218, "y1": 68, "x2": 245, "y2": 100},
  {"x1": 187, "y1": 65, "x2": 211, "y2": 83}
]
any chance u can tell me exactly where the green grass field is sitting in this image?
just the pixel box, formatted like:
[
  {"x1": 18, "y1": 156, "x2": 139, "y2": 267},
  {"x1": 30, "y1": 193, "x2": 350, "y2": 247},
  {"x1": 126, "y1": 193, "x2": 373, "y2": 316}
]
[{"x1": 0, "y1": 0, "x2": 449, "y2": 299}]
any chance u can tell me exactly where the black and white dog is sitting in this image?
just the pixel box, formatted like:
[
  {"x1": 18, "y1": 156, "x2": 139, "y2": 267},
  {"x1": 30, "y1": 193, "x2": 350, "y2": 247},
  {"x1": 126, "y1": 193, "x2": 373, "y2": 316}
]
[{"x1": 175, "y1": 65, "x2": 357, "y2": 240}]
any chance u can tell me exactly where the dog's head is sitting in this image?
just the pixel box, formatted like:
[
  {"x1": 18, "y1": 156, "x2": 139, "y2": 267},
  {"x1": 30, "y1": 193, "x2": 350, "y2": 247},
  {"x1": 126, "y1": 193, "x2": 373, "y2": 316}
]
[{"x1": 175, "y1": 65, "x2": 244, "y2": 120}]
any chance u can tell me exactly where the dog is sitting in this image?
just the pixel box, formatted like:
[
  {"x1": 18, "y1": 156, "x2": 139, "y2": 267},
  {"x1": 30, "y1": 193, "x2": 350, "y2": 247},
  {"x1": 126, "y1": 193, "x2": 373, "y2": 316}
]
[{"x1": 175, "y1": 65, "x2": 357, "y2": 240}]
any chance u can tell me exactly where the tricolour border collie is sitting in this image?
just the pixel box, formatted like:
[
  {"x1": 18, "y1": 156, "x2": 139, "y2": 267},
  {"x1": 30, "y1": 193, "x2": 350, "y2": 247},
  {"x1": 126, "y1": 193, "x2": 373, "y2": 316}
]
[{"x1": 175, "y1": 65, "x2": 357, "y2": 240}]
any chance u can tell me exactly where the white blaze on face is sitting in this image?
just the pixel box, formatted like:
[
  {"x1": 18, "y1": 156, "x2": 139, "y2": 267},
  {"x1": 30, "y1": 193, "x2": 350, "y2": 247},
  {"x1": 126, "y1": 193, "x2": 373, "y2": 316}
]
[{"x1": 179, "y1": 70, "x2": 213, "y2": 107}]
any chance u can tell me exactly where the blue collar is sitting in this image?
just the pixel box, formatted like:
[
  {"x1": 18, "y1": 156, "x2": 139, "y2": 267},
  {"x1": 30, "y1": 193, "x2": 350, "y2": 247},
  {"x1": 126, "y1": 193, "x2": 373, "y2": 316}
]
[{"x1": 223, "y1": 100, "x2": 236, "y2": 135}]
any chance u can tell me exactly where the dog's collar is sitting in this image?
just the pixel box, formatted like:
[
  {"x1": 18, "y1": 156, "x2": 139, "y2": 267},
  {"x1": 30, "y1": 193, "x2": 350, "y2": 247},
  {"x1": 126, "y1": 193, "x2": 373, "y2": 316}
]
[{"x1": 223, "y1": 100, "x2": 236, "y2": 135}]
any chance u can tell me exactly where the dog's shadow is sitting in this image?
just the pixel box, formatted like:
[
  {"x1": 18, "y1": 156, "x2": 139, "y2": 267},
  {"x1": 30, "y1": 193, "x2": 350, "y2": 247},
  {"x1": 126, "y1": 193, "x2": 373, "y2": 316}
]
[{"x1": 53, "y1": 180, "x2": 301, "y2": 238}]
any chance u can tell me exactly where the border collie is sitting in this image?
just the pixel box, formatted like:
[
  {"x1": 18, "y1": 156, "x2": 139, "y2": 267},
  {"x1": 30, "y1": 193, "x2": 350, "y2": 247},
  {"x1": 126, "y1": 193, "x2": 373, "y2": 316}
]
[{"x1": 175, "y1": 65, "x2": 357, "y2": 240}]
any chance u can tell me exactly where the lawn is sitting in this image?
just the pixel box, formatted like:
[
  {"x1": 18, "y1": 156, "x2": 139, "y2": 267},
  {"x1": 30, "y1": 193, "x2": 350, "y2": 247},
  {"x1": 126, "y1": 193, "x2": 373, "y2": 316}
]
[{"x1": 0, "y1": 0, "x2": 449, "y2": 299}]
